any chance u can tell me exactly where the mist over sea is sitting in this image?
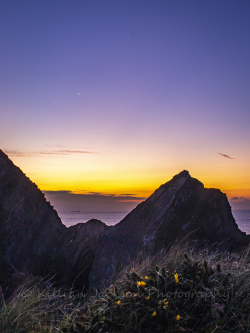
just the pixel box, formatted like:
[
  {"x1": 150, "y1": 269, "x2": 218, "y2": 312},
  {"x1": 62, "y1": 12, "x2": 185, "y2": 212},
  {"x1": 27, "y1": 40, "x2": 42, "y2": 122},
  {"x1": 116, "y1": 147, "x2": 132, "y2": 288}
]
[{"x1": 60, "y1": 210, "x2": 250, "y2": 234}]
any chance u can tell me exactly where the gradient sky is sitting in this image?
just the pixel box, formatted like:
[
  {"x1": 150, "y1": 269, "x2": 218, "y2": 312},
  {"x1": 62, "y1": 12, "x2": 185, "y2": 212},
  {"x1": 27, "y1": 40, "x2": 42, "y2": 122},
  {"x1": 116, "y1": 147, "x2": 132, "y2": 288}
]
[{"x1": 1, "y1": 0, "x2": 250, "y2": 213}]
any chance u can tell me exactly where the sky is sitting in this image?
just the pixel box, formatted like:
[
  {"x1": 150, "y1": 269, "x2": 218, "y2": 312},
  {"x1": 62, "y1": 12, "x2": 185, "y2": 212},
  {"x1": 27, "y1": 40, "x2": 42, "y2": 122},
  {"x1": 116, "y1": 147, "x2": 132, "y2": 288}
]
[{"x1": 1, "y1": 0, "x2": 250, "y2": 214}]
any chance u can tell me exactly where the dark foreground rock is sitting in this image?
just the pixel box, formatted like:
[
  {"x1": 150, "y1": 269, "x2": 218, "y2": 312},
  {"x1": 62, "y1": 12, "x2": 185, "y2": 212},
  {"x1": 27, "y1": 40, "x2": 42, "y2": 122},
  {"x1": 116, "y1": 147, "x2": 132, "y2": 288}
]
[
  {"x1": 59, "y1": 219, "x2": 109, "y2": 289},
  {"x1": 0, "y1": 150, "x2": 107, "y2": 293},
  {"x1": 89, "y1": 170, "x2": 250, "y2": 289},
  {"x1": 0, "y1": 149, "x2": 249, "y2": 294},
  {"x1": 0, "y1": 150, "x2": 65, "y2": 278}
]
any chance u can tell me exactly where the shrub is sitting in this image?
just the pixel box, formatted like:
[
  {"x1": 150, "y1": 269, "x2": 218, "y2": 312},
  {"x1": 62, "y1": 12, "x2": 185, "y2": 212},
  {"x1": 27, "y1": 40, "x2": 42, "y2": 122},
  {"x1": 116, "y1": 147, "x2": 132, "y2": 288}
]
[
  {"x1": 75, "y1": 244, "x2": 250, "y2": 332},
  {"x1": 1, "y1": 243, "x2": 250, "y2": 332}
]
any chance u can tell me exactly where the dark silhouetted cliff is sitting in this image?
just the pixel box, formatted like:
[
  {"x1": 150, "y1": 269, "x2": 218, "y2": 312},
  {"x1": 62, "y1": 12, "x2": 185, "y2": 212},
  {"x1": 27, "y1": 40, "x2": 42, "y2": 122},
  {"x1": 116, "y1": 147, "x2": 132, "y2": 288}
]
[
  {"x1": 89, "y1": 170, "x2": 250, "y2": 289},
  {"x1": 0, "y1": 150, "x2": 249, "y2": 294},
  {"x1": 0, "y1": 150, "x2": 107, "y2": 293},
  {"x1": 0, "y1": 150, "x2": 65, "y2": 287}
]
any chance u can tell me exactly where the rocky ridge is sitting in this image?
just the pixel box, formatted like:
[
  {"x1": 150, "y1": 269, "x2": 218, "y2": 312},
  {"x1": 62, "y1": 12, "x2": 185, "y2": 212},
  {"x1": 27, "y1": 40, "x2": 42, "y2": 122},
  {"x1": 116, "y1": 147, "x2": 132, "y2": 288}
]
[
  {"x1": 89, "y1": 170, "x2": 250, "y2": 289},
  {"x1": 0, "y1": 149, "x2": 249, "y2": 294},
  {"x1": 0, "y1": 150, "x2": 64, "y2": 287},
  {"x1": 0, "y1": 150, "x2": 107, "y2": 293}
]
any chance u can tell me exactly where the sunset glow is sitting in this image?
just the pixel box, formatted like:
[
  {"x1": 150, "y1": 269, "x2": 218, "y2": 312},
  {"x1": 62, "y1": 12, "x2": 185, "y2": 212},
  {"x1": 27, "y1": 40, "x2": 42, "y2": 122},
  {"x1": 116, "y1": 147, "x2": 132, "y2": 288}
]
[{"x1": 1, "y1": 0, "x2": 250, "y2": 213}]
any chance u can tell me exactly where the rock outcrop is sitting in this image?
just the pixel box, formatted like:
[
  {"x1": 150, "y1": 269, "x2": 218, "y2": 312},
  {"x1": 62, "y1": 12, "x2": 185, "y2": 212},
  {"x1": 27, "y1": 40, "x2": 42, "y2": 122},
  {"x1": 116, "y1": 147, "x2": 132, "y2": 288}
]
[
  {"x1": 0, "y1": 149, "x2": 249, "y2": 294},
  {"x1": 59, "y1": 219, "x2": 109, "y2": 289},
  {"x1": 89, "y1": 170, "x2": 250, "y2": 289},
  {"x1": 0, "y1": 150, "x2": 107, "y2": 293},
  {"x1": 0, "y1": 150, "x2": 65, "y2": 279}
]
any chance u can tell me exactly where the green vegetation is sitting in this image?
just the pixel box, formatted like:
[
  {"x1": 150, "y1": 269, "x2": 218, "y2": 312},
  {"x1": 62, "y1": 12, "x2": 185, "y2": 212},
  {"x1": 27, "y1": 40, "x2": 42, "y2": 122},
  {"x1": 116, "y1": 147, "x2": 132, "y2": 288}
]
[
  {"x1": 0, "y1": 281, "x2": 83, "y2": 333},
  {"x1": 1, "y1": 243, "x2": 250, "y2": 332}
]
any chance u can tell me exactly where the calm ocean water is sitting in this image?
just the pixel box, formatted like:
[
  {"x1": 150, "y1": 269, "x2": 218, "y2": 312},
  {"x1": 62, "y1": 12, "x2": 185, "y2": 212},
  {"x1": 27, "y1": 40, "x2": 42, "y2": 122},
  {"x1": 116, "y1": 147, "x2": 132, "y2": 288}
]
[
  {"x1": 232, "y1": 210, "x2": 250, "y2": 234},
  {"x1": 60, "y1": 210, "x2": 250, "y2": 234}
]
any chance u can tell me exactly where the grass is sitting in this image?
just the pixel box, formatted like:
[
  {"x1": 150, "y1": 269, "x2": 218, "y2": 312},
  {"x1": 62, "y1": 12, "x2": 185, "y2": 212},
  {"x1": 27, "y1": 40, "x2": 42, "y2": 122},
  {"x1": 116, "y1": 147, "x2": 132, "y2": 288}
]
[
  {"x1": 0, "y1": 280, "x2": 84, "y2": 333},
  {"x1": 1, "y1": 242, "x2": 250, "y2": 332}
]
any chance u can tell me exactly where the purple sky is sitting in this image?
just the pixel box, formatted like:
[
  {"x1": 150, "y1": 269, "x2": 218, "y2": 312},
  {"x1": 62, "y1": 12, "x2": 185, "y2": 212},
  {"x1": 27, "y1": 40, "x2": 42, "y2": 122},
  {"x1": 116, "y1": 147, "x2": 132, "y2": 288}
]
[{"x1": 1, "y1": 0, "x2": 250, "y2": 213}]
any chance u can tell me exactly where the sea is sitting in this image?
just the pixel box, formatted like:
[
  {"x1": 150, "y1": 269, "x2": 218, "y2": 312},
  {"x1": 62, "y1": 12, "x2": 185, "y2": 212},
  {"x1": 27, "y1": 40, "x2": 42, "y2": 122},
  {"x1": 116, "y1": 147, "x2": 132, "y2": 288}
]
[
  {"x1": 232, "y1": 210, "x2": 250, "y2": 234},
  {"x1": 59, "y1": 210, "x2": 250, "y2": 234}
]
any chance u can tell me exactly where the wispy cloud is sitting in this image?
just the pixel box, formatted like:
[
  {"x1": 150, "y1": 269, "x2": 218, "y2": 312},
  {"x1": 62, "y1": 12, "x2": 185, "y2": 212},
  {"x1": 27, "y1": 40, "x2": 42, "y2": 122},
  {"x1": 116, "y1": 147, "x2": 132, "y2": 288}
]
[
  {"x1": 231, "y1": 196, "x2": 250, "y2": 202},
  {"x1": 42, "y1": 190, "x2": 147, "y2": 214},
  {"x1": 217, "y1": 153, "x2": 235, "y2": 159},
  {"x1": 229, "y1": 196, "x2": 250, "y2": 209},
  {"x1": 44, "y1": 144, "x2": 64, "y2": 148},
  {"x1": 121, "y1": 194, "x2": 136, "y2": 196},
  {"x1": 40, "y1": 150, "x2": 95, "y2": 155},
  {"x1": 3, "y1": 149, "x2": 95, "y2": 157},
  {"x1": 43, "y1": 190, "x2": 146, "y2": 201}
]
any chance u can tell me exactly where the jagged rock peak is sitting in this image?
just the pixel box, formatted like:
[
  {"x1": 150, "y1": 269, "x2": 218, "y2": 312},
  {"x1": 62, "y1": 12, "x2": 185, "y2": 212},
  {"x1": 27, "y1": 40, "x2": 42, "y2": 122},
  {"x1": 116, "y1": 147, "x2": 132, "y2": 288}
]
[
  {"x1": 159, "y1": 170, "x2": 193, "y2": 188},
  {"x1": 165, "y1": 170, "x2": 191, "y2": 182},
  {"x1": 0, "y1": 149, "x2": 66, "y2": 293},
  {"x1": 174, "y1": 169, "x2": 190, "y2": 178},
  {"x1": 0, "y1": 149, "x2": 8, "y2": 158},
  {"x1": 89, "y1": 170, "x2": 250, "y2": 289},
  {"x1": 0, "y1": 150, "x2": 109, "y2": 293}
]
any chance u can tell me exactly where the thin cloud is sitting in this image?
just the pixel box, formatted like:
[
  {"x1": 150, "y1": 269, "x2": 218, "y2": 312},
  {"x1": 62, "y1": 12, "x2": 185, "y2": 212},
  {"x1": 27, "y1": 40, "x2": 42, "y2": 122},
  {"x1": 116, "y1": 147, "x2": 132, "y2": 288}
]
[
  {"x1": 40, "y1": 150, "x2": 95, "y2": 155},
  {"x1": 118, "y1": 199, "x2": 144, "y2": 203},
  {"x1": 2, "y1": 150, "x2": 31, "y2": 157},
  {"x1": 3, "y1": 149, "x2": 95, "y2": 157},
  {"x1": 44, "y1": 144, "x2": 64, "y2": 148},
  {"x1": 217, "y1": 153, "x2": 235, "y2": 159},
  {"x1": 70, "y1": 191, "x2": 142, "y2": 198},
  {"x1": 42, "y1": 190, "x2": 146, "y2": 214},
  {"x1": 121, "y1": 193, "x2": 136, "y2": 196},
  {"x1": 43, "y1": 190, "x2": 72, "y2": 195},
  {"x1": 231, "y1": 196, "x2": 250, "y2": 202},
  {"x1": 43, "y1": 190, "x2": 146, "y2": 201}
]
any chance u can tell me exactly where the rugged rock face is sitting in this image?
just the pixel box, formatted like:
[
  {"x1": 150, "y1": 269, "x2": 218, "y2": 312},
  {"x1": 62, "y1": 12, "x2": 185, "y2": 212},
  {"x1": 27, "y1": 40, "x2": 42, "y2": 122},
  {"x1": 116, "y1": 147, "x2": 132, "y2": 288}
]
[
  {"x1": 59, "y1": 219, "x2": 109, "y2": 289},
  {"x1": 89, "y1": 170, "x2": 250, "y2": 289},
  {"x1": 0, "y1": 150, "x2": 65, "y2": 279},
  {"x1": 0, "y1": 150, "x2": 107, "y2": 293},
  {"x1": 1, "y1": 149, "x2": 249, "y2": 294}
]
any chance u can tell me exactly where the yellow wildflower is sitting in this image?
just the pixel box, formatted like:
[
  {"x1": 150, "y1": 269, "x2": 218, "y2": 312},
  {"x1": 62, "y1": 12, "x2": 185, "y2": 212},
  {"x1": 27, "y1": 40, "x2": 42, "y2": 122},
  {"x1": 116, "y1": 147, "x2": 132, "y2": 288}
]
[
  {"x1": 137, "y1": 281, "x2": 146, "y2": 287},
  {"x1": 146, "y1": 296, "x2": 150, "y2": 300},
  {"x1": 134, "y1": 294, "x2": 138, "y2": 297},
  {"x1": 152, "y1": 311, "x2": 156, "y2": 316},
  {"x1": 176, "y1": 314, "x2": 181, "y2": 320},
  {"x1": 145, "y1": 276, "x2": 149, "y2": 280},
  {"x1": 163, "y1": 306, "x2": 167, "y2": 309},
  {"x1": 174, "y1": 273, "x2": 179, "y2": 283},
  {"x1": 116, "y1": 300, "x2": 121, "y2": 305}
]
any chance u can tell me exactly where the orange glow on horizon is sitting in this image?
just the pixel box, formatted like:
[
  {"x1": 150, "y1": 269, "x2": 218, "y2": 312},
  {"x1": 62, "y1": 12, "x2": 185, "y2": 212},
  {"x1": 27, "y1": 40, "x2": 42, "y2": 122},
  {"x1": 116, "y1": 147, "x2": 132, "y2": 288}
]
[{"x1": 6, "y1": 152, "x2": 250, "y2": 207}]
